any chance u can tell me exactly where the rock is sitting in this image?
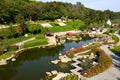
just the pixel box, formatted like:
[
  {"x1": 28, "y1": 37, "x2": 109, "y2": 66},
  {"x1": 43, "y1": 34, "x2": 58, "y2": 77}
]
[
  {"x1": 86, "y1": 55, "x2": 89, "y2": 58},
  {"x1": 90, "y1": 53, "x2": 94, "y2": 56},
  {"x1": 59, "y1": 55, "x2": 63, "y2": 60},
  {"x1": 79, "y1": 67, "x2": 83, "y2": 70},
  {"x1": 0, "y1": 59, "x2": 7, "y2": 65},
  {"x1": 51, "y1": 60, "x2": 60, "y2": 64},
  {"x1": 83, "y1": 56, "x2": 87, "y2": 59},
  {"x1": 84, "y1": 73, "x2": 87, "y2": 75},
  {"x1": 82, "y1": 60, "x2": 85, "y2": 62},
  {"x1": 11, "y1": 58, "x2": 16, "y2": 61},
  {"x1": 46, "y1": 72, "x2": 52, "y2": 76},
  {"x1": 70, "y1": 48, "x2": 74, "y2": 50},
  {"x1": 24, "y1": 34, "x2": 28, "y2": 37},
  {"x1": 53, "y1": 72, "x2": 69, "y2": 80},
  {"x1": 51, "y1": 70, "x2": 58, "y2": 75},
  {"x1": 61, "y1": 58, "x2": 68, "y2": 63},
  {"x1": 92, "y1": 61, "x2": 98, "y2": 65},
  {"x1": 59, "y1": 53, "x2": 62, "y2": 56},
  {"x1": 79, "y1": 56, "x2": 83, "y2": 58}
]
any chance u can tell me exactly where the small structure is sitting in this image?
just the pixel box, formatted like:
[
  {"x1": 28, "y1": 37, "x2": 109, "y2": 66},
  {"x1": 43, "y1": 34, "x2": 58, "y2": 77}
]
[
  {"x1": 45, "y1": 30, "x2": 54, "y2": 36},
  {"x1": 41, "y1": 23, "x2": 52, "y2": 28},
  {"x1": 66, "y1": 32, "x2": 74, "y2": 36},
  {"x1": 90, "y1": 27, "x2": 98, "y2": 31},
  {"x1": 106, "y1": 19, "x2": 112, "y2": 26}
]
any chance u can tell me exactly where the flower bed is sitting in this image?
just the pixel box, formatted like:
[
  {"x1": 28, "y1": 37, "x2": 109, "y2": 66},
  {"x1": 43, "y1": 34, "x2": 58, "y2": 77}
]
[
  {"x1": 82, "y1": 48, "x2": 112, "y2": 77},
  {"x1": 66, "y1": 47, "x2": 86, "y2": 55}
]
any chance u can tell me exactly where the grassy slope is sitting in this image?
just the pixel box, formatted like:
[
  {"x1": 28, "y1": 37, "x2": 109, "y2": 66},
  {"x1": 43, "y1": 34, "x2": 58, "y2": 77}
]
[
  {"x1": 49, "y1": 20, "x2": 85, "y2": 32},
  {"x1": 0, "y1": 51, "x2": 14, "y2": 60},
  {"x1": 23, "y1": 38, "x2": 48, "y2": 48}
]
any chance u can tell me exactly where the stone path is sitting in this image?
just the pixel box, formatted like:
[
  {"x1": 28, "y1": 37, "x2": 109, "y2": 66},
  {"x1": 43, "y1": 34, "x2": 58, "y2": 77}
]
[
  {"x1": 70, "y1": 56, "x2": 83, "y2": 79},
  {"x1": 70, "y1": 50, "x2": 91, "y2": 79}
]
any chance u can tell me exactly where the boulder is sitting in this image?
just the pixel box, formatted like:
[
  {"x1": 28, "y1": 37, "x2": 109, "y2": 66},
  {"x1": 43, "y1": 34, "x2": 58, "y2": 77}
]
[
  {"x1": 59, "y1": 53, "x2": 62, "y2": 56},
  {"x1": 83, "y1": 56, "x2": 87, "y2": 59},
  {"x1": 46, "y1": 72, "x2": 52, "y2": 76},
  {"x1": 61, "y1": 58, "x2": 68, "y2": 63},
  {"x1": 51, "y1": 60, "x2": 60, "y2": 64},
  {"x1": 11, "y1": 58, "x2": 16, "y2": 61},
  {"x1": 92, "y1": 61, "x2": 98, "y2": 65},
  {"x1": 51, "y1": 70, "x2": 58, "y2": 75},
  {"x1": 79, "y1": 56, "x2": 83, "y2": 58},
  {"x1": 82, "y1": 60, "x2": 85, "y2": 62}
]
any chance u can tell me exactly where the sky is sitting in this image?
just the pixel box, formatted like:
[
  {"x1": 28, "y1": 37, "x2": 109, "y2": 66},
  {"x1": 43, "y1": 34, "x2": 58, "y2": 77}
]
[{"x1": 37, "y1": 0, "x2": 120, "y2": 12}]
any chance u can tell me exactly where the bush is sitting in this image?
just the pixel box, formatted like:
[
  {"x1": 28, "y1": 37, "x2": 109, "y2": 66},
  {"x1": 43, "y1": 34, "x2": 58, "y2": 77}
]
[
  {"x1": 8, "y1": 45, "x2": 19, "y2": 51},
  {"x1": 35, "y1": 34, "x2": 45, "y2": 39},
  {"x1": 60, "y1": 74, "x2": 79, "y2": 80},
  {"x1": 112, "y1": 35, "x2": 119, "y2": 43},
  {"x1": 67, "y1": 54, "x2": 74, "y2": 58},
  {"x1": 110, "y1": 46, "x2": 120, "y2": 57}
]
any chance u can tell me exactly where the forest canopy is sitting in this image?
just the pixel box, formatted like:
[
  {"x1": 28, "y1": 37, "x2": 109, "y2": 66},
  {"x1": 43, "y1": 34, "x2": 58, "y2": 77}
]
[{"x1": 0, "y1": 0, "x2": 120, "y2": 25}]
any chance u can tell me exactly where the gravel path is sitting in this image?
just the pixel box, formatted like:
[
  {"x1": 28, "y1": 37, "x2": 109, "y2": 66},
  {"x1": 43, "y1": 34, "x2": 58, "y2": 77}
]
[
  {"x1": 87, "y1": 31, "x2": 120, "y2": 80},
  {"x1": 15, "y1": 37, "x2": 35, "y2": 46}
]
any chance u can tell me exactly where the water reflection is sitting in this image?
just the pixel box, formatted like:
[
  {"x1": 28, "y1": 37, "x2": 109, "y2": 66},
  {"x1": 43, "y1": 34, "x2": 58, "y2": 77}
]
[{"x1": 0, "y1": 39, "x2": 93, "y2": 80}]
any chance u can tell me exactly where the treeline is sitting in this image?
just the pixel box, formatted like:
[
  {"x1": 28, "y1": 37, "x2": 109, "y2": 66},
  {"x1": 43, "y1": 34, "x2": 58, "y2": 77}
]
[{"x1": 0, "y1": 0, "x2": 120, "y2": 25}]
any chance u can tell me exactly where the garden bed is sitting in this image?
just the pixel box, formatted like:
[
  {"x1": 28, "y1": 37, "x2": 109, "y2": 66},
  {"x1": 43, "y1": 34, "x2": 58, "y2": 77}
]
[{"x1": 82, "y1": 48, "x2": 112, "y2": 77}]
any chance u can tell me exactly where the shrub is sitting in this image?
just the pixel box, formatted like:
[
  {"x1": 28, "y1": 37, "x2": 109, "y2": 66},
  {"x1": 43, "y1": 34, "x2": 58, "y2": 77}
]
[
  {"x1": 112, "y1": 35, "x2": 119, "y2": 43},
  {"x1": 67, "y1": 53, "x2": 74, "y2": 58},
  {"x1": 60, "y1": 74, "x2": 79, "y2": 80},
  {"x1": 110, "y1": 46, "x2": 120, "y2": 57},
  {"x1": 8, "y1": 45, "x2": 19, "y2": 51}
]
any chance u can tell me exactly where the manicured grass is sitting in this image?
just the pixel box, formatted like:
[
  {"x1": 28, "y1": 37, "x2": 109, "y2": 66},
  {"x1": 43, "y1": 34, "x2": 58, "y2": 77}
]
[
  {"x1": 23, "y1": 38, "x2": 48, "y2": 48},
  {"x1": 49, "y1": 20, "x2": 85, "y2": 32},
  {"x1": 1, "y1": 34, "x2": 34, "y2": 46},
  {"x1": 82, "y1": 48, "x2": 112, "y2": 77},
  {"x1": 0, "y1": 51, "x2": 14, "y2": 60},
  {"x1": 110, "y1": 46, "x2": 120, "y2": 57},
  {"x1": 112, "y1": 35, "x2": 119, "y2": 43}
]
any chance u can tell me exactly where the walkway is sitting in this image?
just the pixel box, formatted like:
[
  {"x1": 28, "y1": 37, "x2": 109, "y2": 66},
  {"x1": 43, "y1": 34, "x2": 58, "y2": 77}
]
[
  {"x1": 70, "y1": 56, "x2": 84, "y2": 79},
  {"x1": 70, "y1": 50, "x2": 91, "y2": 79},
  {"x1": 88, "y1": 31, "x2": 120, "y2": 80},
  {"x1": 114, "y1": 31, "x2": 120, "y2": 46},
  {"x1": 15, "y1": 37, "x2": 35, "y2": 46}
]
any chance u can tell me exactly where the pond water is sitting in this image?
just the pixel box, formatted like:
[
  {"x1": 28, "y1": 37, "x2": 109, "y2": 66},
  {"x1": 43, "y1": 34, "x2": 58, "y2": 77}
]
[{"x1": 0, "y1": 39, "x2": 94, "y2": 80}]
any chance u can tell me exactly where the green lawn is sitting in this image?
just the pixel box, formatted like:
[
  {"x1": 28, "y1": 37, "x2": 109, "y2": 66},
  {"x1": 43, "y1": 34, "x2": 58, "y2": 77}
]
[
  {"x1": 49, "y1": 20, "x2": 85, "y2": 32},
  {"x1": 110, "y1": 46, "x2": 120, "y2": 57},
  {"x1": 112, "y1": 35, "x2": 119, "y2": 43},
  {"x1": 23, "y1": 38, "x2": 48, "y2": 48},
  {"x1": 0, "y1": 51, "x2": 14, "y2": 60},
  {"x1": 0, "y1": 34, "x2": 34, "y2": 46}
]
